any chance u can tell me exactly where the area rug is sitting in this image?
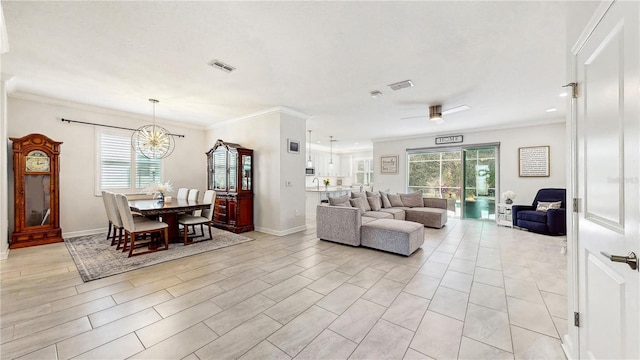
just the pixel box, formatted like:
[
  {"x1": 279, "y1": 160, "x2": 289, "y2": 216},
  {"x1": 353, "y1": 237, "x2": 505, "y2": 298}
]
[{"x1": 65, "y1": 228, "x2": 254, "y2": 282}]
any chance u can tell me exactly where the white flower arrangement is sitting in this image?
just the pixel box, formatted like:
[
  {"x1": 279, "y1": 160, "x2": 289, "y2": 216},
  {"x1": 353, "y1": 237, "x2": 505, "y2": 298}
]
[
  {"x1": 144, "y1": 180, "x2": 174, "y2": 195},
  {"x1": 501, "y1": 190, "x2": 516, "y2": 201}
]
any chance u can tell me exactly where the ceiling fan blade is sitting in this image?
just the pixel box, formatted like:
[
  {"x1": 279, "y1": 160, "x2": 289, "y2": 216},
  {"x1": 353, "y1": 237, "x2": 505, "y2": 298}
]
[
  {"x1": 400, "y1": 115, "x2": 429, "y2": 120},
  {"x1": 442, "y1": 105, "x2": 471, "y2": 115}
]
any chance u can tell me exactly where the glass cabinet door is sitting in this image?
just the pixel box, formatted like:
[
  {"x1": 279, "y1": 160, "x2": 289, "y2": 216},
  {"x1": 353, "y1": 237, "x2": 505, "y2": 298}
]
[
  {"x1": 213, "y1": 150, "x2": 227, "y2": 190},
  {"x1": 25, "y1": 174, "x2": 51, "y2": 227},
  {"x1": 242, "y1": 155, "x2": 252, "y2": 191},
  {"x1": 228, "y1": 151, "x2": 237, "y2": 192}
]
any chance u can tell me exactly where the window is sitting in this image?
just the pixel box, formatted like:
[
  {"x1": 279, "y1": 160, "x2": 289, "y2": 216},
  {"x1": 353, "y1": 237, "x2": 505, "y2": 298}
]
[
  {"x1": 355, "y1": 159, "x2": 374, "y2": 185},
  {"x1": 96, "y1": 130, "x2": 162, "y2": 194},
  {"x1": 407, "y1": 150, "x2": 462, "y2": 199}
]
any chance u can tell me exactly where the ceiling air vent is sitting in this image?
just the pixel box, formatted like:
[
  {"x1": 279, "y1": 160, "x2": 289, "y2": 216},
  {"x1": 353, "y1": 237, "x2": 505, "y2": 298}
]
[
  {"x1": 388, "y1": 80, "x2": 413, "y2": 91},
  {"x1": 208, "y1": 59, "x2": 236, "y2": 73}
]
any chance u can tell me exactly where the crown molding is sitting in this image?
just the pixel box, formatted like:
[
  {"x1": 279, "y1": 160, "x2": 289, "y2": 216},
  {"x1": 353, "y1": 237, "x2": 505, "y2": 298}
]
[
  {"x1": 207, "y1": 106, "x2": 309, "y2": 130},
  {"x1": 8, "y1": 91, "x2": 208, "y2": 130}
]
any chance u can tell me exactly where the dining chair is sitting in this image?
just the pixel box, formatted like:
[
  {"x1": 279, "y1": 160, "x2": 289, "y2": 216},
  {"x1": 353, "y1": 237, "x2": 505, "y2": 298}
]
[
  {"x1": 115, "y1": 193, "x2": 169, "y2": 257},
  {"x1": 176, "y1": 188, "x2": 189, "y2": 200},
  {"x1": 178, "y1": 190, "x2": 215, "y2": 245},
  {"x1": 101, "y1": 191, "x2": 115, "y2": 244},
  {"x1": 103, "y1": 191, "x2": 150, "y2": 249}
]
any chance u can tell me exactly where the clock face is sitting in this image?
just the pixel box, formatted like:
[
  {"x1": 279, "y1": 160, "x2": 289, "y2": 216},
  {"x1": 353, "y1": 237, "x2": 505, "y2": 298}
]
[{"x1": 25, "y1": 150, "x2": 50, "y2": 172}]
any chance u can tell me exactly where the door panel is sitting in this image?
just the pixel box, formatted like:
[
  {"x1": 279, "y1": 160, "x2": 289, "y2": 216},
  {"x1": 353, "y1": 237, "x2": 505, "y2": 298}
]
[{"x1": 575, "y1": 1, "x2": 639, "y2": 359}]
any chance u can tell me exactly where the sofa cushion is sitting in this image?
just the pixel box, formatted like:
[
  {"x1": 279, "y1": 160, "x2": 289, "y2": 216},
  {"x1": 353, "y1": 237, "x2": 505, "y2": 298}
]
[
  {"x1": 351, "y1": 192, "x2": 371, "y2": 211},
  {"x1": 399, "y1": 192, "x2": 423, "y2": 207},
  {"x1": 363, "y1": 211, "x2": 393, "y2": 219},
  {"x1": 367, "y1": 196, "x2": 382, "y2": 211},
  {"x1": 379, "y1": 191, "x2": 392, "y2": 208},
  {"x1": 388, "y1": 194, "x2": 404, "y2": 207},
  {"x1": 329, "y1": 194, "x2": 350, "y2": 207},
  {"x1": 361, "y1": 216, "x2": 378, "y2": 225},
  {"x1": 349, "y1": 197, "x2": 366, "y2": 214},
  {"x1": 518, "y1": 210, "x2": 548, "y2": 223},
  {"x1": 405, "y1": 208, "x2": 447, "y2": 228},
  {"x1": 379, "y1": 208, "x2": 406, "y2": 220},
  {"x1": 536, "y1": 201, "x2": 562, "y2": 212}
]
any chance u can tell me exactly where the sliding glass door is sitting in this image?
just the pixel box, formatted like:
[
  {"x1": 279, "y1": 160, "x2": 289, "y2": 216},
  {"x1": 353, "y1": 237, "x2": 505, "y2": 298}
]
[{"x1": 407, "y1": 144, "x2": 498, "y2": 219}]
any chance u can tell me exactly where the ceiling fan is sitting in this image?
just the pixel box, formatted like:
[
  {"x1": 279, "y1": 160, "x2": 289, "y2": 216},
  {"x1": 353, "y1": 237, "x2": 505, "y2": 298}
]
[{"x1": 401, "y1": 104, "x2": 471, "y2": 121}]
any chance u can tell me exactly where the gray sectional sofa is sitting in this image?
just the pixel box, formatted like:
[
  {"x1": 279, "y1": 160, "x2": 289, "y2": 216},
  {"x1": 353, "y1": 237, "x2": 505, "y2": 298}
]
[{"x1": 316, "y1": 191, "x2": 447, "y2": 256}]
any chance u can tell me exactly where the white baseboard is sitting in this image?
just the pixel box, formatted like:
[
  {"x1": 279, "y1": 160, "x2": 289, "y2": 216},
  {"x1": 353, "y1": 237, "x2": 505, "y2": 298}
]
[
  {"x1": 254, "y1": 225, "x2": 307, "y2": 236},
  {"x1": 62, "y1": 228, "x2": 107, "y2": 239},
  {"x1": 0, "y1": 248, "x2": 9, "y2": 260}
]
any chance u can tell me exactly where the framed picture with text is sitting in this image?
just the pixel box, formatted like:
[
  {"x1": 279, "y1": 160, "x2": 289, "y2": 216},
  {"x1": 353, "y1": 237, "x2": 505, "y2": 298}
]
[
  {"x1": 519, "y1": 146, "x2": 550, "y2": 177},
  {"x1": 380, "y1": 155, "x2": 399, "y2": 174}
]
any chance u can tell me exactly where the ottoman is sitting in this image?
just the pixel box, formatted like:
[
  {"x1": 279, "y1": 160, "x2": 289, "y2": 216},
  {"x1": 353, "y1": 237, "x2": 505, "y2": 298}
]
[{"x1": 361, "y1": 219, "x2": 424, "y2": 256}]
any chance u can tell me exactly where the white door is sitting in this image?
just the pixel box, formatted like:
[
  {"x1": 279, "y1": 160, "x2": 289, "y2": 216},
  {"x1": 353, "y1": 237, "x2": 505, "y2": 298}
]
[{"x1": 575, "y1": 1, "x2": 639, "y2": 359}]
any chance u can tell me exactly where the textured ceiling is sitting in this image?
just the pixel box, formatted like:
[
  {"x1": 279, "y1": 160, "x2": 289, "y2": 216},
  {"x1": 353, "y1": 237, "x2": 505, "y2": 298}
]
[{"x1": 2, "y1": 1, "x2": 568, "y2": 151}]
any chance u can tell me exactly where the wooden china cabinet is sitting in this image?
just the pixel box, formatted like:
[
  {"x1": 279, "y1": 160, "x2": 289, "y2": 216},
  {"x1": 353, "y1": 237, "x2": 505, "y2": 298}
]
[
  {"x1": 10, "y1": 133, "x2": 63, "y2": 248},
  {"x1": 207, "y1": 139, "x2": 254, "y2": 233}
]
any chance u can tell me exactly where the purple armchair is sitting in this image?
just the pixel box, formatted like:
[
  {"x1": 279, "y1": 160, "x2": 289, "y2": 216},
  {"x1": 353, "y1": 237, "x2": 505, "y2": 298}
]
[{"x1": 512, "y1": 188, "x2": 566, "y2": 236}]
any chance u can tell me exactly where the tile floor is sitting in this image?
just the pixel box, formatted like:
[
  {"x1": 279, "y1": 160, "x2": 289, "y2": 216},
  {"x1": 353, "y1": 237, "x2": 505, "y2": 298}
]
[{"x1": 0, "y1": 219, "x2": 568, "y2": 359}]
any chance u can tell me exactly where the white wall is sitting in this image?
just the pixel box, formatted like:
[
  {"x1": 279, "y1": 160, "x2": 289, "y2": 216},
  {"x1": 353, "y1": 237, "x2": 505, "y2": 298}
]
[
  {"x1": 0, "y1": 75, "x2": 11, "y2": 258},
  {"x1": 206, "y1": 107, "x2": 307, "y2": 235},
  {"x1": 6, "y1": 94, "x2": 208, "y2": 237},
  {"x1": 373, "y1": 122, "x2": 567, "y2": 204}
]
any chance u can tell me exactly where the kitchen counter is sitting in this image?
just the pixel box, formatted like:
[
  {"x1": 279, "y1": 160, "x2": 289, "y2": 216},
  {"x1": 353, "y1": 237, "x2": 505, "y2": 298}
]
[{"x1": 305, "y1": 186, "x2": 357, "y2": 193}]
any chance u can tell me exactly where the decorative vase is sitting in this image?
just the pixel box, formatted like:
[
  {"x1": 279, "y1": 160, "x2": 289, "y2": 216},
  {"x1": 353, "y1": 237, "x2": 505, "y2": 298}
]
[
  {"x1": 505, "y1": 199, "x2": 513, "y2": 204},
  {"x1": 156, "y1": 192, "x2": 165, "y2": 203}
]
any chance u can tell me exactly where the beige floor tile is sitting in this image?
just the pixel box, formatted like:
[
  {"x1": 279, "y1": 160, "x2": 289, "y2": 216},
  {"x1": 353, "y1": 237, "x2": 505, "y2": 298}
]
[
  {"x1": 166, "y1": 272, "x2": 228, "y2": 297},
  {"x1": 175, "y1": 262, "x2": 229, "y2": 282},
  {"x1": 2, "y1": 317, "x2": 91, "y2": 359},
  {"x1": 417, "y1": 260, "x2": 448, "y2": 279},
  {"x1": 306, "y1": 271, "x2": 351, "y2": 295},
  {"x1": 428, "y1": 286, "x2": 469, "y2": 321},
  {"x1": 502, "y1": 263, "x2": 535, "y2": 282},
  {"x1": 541, "y1": 291, "x2": 567, "y2": 320},
  {"x1": 403, "y1": 274, "x2": 440, "y2": 300},
  {"x1": 295, "y1": 254, "x2": 331, "y2": 269},
  {"x1": 72, "y1": 333, "x2": 144, "y2": 360},
  {"x1": 507, "y1": 297, "x2": 558, "y2": 338},
  {"x1": 329, "y1": 299, "x2": 385, "y2": 343},
  {"x1": 211, "y1": 279, "x2": 272, "y2": 309},
  {"x1": 458, "y1": 336, "x2": 514, "y2": 359},
  {"x1": 205, "y1": 294, "x2": 276, "y2": 335},
  {"x1": 534, "y1": 274, "x2": 567, "y2": 296},
  {"x1": 403, "y1": 348, "x2": 435, "y2": 360},
  {"x1": 195, "y1": 314, "x2": 282, "y2": 359},
  {"x1": 474, "y1": 267, "x2": 504, "y2": 288},
  {"x1": 136, "y1": 300, "x2": 221, "y2": 348},
  {"x1": 346, "y1": 267, "x2": 387, "y2": 289},
  {"x1": 510, "y1": 325, "x2": 566, "y2": 360},
  {"x1": 552, "y1": 317, "x2": 568, "y2": 339},
  {"x1": 57, "y1": 309, "x2": 160, "y2": 359},
  {"x1": 384, "y1": 265, "x2": 419, "y2": 284},
  {"x1": 89, "y1": 290, "x2": 172, "y2": 328},
  {"x1": 260, "y1": 256, "x2": 301, "y2": 273},
  {"x1": 410, "y1": 310, "x2": 463, "y2": 360},
  {"x1": 463, "y1": 303, "x2": 512, "y2": 352},
  {"x1": 260, "y1": 264, "x2": 306, "y2": 285},
  {"x1": 335, "y1": 257, "x2": 375, "y2": 276},
  {"x1": 264, "y1": 288, "x2": 323, "y2": 325},
  {"x1": 268, "y1": 305, "x2": 338, "y2": 357},
  {"x1": 453, "y1": 248, "x2": 479, "y2": 262},
  {"x1": 112, "y1": 276, "x2": 182, "y2": 304},
  {"x1": 15, "y1": 344, "x2": 57, "y2": 360},
  {"x1": 428, "y1": 251, "x2": 454, "y2": 265},
  {"x1": 504, "y1": 277, "x2": 543, "y2": 304},
  {"x1": 361, "y1": 278, "x2": 405, "y2": 307},
  {"x1": 261, "y1": 275, "x2": 313, "y2": 302},
  {"x1": 238, "y1": 340, "x2": 291, "y2": 360},
  {"x1": 215, "y1": 268, "x2": 269, "y2": 291},
  {"x1": 294, "y1": 329, "x2": 357, "y2": 360},
  {"x1": 448, "y1": 258, "x2": 476, "y2": 275},
  {"x1": 382, "y1": 292, "x2": 430, "y2": 331},
  {"x1": 1, "y1": 325, "x2": 14, "y2": 344},
  {"x1": 469, "y1": 282, "x2": 508, "y2": 312},
  {"x1": 316, "y1": 283, "x2": 367, "y2": 315},
  {"x1": 0, "y1": 303, "x2": 52, "y2": 328},
  {"x1": 154, "y1": 283, "x2": 225, "y2": 318},
  {"x1": 440, "y1": 270, "x2": 473, "y2": 293},
  {"x1": 13, "y1": 296, "x2": 115, "y2": 339},
  {"x1": 299, "y1": 262, "x2": 340, "y2": 280},
  {"x1": 130, "y1": 323, "x2": 218, "y2": 360},
  {"x1": 51, "y1": 281, "x2": 134, "y2": 312},
  {"x1": 350, "y1": 319, "x2": 414, "y2": 360}
]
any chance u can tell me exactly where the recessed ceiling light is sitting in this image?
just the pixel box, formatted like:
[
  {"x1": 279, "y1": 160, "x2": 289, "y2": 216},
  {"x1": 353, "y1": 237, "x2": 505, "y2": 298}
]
[
  {"x1": 546, "y1": 108, "x2": 557, "y2": 112},
  {"x1": 559, "y1": 92, "x2": 568, "y2": 97}
]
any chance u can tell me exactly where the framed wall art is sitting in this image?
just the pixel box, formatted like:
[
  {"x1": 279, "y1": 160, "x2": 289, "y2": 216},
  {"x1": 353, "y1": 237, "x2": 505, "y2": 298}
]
[
  {"x1": 287, "y1": 139, "x2": 300, "y2": 154},
  {"x1": 380, "y1": 155, "x2": 399, "y2": 174},
  {"x1": 519, "y1": 146, "x2": 550, "y2": 177}
]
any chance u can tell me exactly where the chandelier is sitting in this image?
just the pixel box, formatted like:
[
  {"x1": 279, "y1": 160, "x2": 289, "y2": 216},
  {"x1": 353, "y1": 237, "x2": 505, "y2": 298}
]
[{"x1": 132, "y1": 99, "x2": 175, "y2": 159}]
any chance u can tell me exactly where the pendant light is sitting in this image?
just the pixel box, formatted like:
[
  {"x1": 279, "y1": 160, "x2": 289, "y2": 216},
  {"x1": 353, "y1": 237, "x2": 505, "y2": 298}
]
[
  {"x1": 329, "y1": 135, "x2": 335, "y2": 169},
  {"x1": 307, "y1": 130, "x2": 313, "y2": 168},
  {"x1": 132, "y1": 99, "x2": 175, "y2": 159}
]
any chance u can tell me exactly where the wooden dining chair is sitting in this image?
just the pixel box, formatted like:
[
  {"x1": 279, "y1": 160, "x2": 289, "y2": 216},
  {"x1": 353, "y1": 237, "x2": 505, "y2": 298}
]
[
  {"x1": 115, "y1": 193, "x2": 169, "y2": 257},
  {"x1": 178, "y1": 190, "x2": 215, "y2": 245}
]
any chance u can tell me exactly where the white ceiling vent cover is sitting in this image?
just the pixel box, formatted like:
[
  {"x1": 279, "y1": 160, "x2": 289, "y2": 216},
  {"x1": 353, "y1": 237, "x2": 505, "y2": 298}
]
[
  {"x1": 208, "y1": 59, "x2": 236, "y2": 73},
  {"x1": 388, "y1": 80, "x2": 413, "y2": 91}
]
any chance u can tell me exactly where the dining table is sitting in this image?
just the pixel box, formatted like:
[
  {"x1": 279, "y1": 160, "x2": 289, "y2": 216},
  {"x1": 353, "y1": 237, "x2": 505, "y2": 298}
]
[{"x1": 128, "y1": 198, "x2": 211, "y2": 241}]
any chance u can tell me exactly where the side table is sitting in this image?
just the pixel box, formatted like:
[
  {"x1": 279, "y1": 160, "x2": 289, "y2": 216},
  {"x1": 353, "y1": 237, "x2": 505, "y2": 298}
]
[{"x1": 496, "y1": 203, "x2": 513, "y2": 228}]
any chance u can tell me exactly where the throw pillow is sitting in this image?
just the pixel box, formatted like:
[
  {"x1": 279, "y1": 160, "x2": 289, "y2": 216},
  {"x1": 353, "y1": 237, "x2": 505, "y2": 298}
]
[
  {"x1": 399, "y1": 192, "x2": 424, "y2": 207},
  {"x1": 349, "y1": 197, "x2": 366, "y2": 214},
  {"x1": 350, "y1": 191, "x2": 371, "y2": 211},
  {"x1": 379, "y1": 191, "x2": 392, "y2": 208},
  {"x1": 367, "y1": 196, "x2": 382, "y2": 211},
  {"x1": 328, "y1": 194, "x2": 350, "y2": 207},
  {"x1": 536, "y1": 201, "x2": 562, "y2": 212},
  {"x1": 388, "y1": 194, "x2": 404, "y2": 207}
]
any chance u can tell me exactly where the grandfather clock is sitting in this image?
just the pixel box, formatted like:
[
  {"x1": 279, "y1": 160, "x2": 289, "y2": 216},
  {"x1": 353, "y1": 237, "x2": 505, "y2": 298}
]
[{"x1": 10, "y1": 133, "x2": 63, "y2": 248}]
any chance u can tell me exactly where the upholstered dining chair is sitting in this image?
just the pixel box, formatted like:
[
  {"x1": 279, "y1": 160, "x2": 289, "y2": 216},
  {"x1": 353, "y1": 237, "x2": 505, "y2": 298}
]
[
  {"x1": 103, "y1": 191, "x2": 149, "y2": 249},
  {"x1": 186, "y1": 188, "x2": 201, "y2": 221},
  {"x1": 115, "y1": 193, "x2": 169, "y2": 257},
  {"x1": 101, "y1": 190, "x2": 116, "y2": 245},
  {"x1": 176, "y1": 187, "x2": 189, "y2": 200},
  {"x1": 178, "y1": 189, "x2": 215, "y2": 245}
]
